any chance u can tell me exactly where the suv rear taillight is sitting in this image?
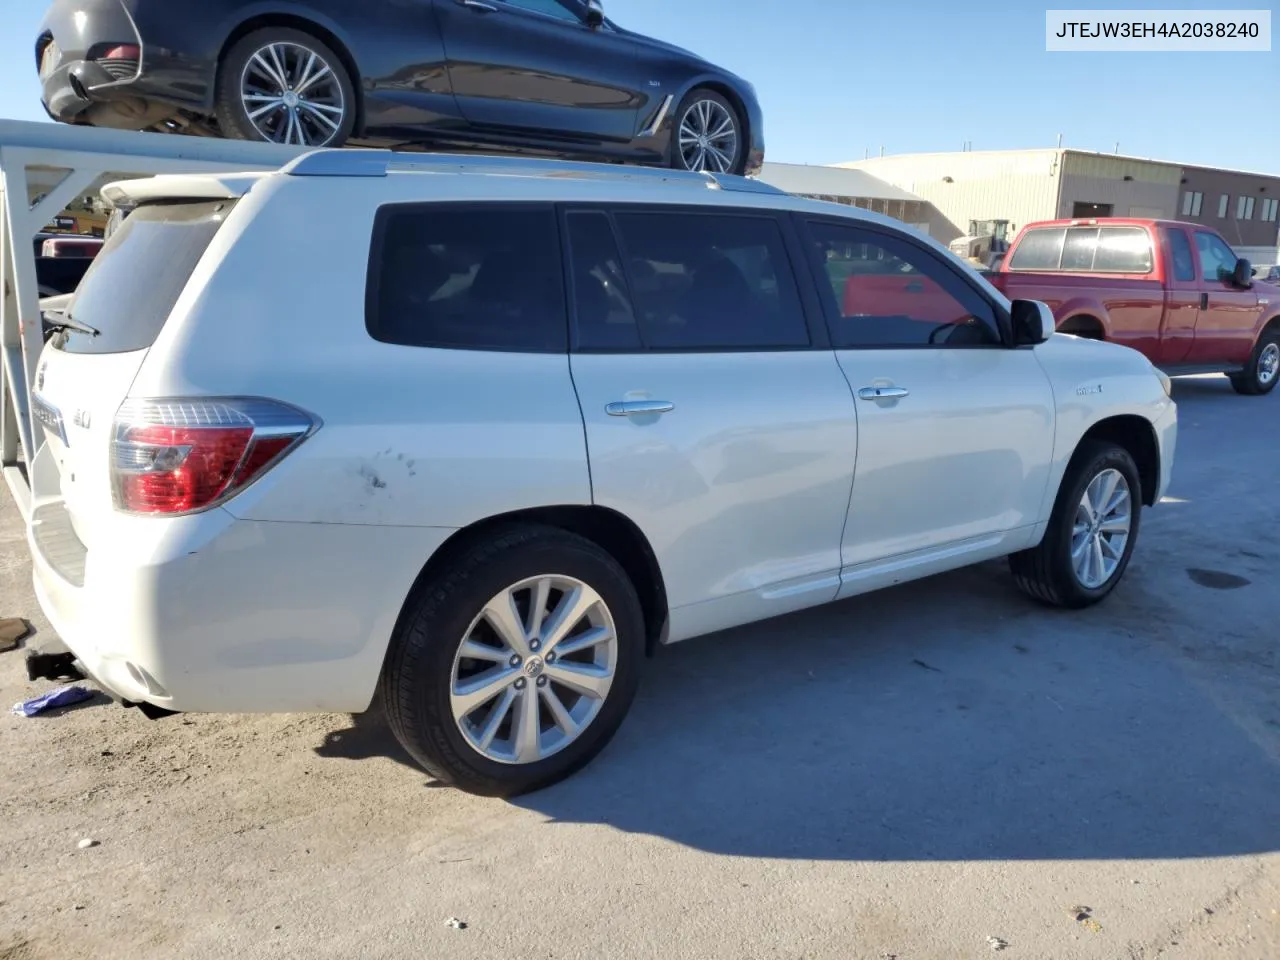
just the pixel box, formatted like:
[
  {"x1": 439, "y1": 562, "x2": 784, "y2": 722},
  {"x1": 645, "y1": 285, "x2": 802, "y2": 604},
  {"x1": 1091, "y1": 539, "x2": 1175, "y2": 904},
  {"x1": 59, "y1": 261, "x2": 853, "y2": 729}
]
[{"x1": 110, "y1": 398, "x2": 318, "y2": 515}]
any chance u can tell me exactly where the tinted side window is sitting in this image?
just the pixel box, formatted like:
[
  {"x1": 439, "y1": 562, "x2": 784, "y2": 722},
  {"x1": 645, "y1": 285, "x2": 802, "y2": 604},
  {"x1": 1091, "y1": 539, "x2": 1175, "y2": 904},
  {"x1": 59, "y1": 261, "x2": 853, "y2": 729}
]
[
  {"x1": 367, "y1": 204, "x2": 566, "y2": 352},
  {"x1": 1195, "y1": 231, "x2": 1239, "y2": 283},
  {"x1": 806, "y1": 220, "x2": 1001, "y2": 348},
  {"x1": 1164, "y1": 228, "x2": 1196, "y2": 282},
  {"x1": 565, "y1": 211, "x2": 641, "y2": 351},
  {"x1": 610, "y1": 212, "x2": 809, "y2": 350},
  {"x1": 1093, "y1": 227, "x2": 1153, "y2": 273},
  {"x1": 1008, "y1": 227, "x2": 1065, "y2": 270},
  {"x1": 501, "y1": 0, "x2": 579, "y2": 20}
]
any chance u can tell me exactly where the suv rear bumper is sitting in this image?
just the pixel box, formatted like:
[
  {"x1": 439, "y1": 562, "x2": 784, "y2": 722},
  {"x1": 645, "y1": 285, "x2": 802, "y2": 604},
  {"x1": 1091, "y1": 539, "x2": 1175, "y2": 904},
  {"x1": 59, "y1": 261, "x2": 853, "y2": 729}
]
[{"x1": 29, "y1": 503, "x2": 453, "y2": 714}]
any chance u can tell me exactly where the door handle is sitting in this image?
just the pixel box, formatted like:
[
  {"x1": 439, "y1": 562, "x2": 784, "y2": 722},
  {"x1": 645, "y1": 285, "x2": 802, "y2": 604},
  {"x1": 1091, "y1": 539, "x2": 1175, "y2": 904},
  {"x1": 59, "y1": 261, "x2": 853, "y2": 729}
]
[
  {"x1": 1199, "y1": 292, "x2": 1209, "y2": 310},
  {"x1": 857, "y1": 386, "x2": 909, "y2": 401},
  {"x1": 605, "y1": 400, "x2": 674, "y2": 417},
  {"x1": 458, "y1": 0, "x2": 497, "y2": 10}
]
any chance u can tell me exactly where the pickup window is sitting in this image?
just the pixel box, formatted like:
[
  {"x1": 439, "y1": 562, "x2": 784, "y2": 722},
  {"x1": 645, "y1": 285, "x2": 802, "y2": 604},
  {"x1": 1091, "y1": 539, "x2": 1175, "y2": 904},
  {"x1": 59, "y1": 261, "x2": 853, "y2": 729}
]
[
  {"x1": 1194, "y1": 231, "x2": 1239, "y2": 283},
  {"x1": 1008, "y1": 225, "x2": 1152, "y2": 274},
  {"x1": 1164, "y1": 228, "x2": 1196, "y2": 282}
]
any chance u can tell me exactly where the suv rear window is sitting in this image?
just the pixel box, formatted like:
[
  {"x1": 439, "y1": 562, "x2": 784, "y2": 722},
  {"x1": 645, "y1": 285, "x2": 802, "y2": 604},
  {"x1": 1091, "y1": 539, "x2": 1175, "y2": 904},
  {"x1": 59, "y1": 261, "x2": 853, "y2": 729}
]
[
  {"x1": 366, "y1": 203, "x2": 566, "y2": 352},
  {"x1": 56, "y1": 200, "x2": 235, "y2": 355}
]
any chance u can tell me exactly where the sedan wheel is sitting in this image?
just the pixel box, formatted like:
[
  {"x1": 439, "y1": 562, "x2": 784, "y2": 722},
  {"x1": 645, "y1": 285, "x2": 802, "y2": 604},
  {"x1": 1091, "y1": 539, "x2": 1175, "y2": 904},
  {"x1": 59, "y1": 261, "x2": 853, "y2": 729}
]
[
  {"x1": 215, "y1": 28, "x2": 356, "y2": 148},
  {"x1": 675, "y1": 94, "x2": 741, "y2": 174},
  {"x1": 450, "y1": 575, "x2": 618, "y2": 765},
  {"x1": 240, "y1": 42, "x2": 347, "y2": 146}
]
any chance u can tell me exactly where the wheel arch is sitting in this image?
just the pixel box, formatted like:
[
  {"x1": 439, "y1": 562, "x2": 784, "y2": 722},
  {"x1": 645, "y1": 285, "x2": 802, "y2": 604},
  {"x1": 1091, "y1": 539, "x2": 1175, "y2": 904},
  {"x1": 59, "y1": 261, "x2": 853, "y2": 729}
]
[
  {"x1": 1253, "y1": 311, "x2": 1280, "y2": 346},
  {"x1": 215, "y1": 11, "x2": 366, "y2": 135},
  {"x1": 1075, "y1": 414, "x2": 1160, "y2": 506},
  {"x1": 1057, "y1": 312, "x2": 1107, "y2": 340},
  {"x1": 398, "y1": 505, "x2": 670, "y2": 658},
  {"x1": 668, "y1": 76, "x2": 753, "y2": 173}
]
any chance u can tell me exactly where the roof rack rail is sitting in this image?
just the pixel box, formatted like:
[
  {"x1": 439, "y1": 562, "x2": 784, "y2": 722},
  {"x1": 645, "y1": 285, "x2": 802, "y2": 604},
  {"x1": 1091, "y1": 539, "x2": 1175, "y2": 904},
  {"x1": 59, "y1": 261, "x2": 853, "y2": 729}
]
[{"x1": 280, "y1": 148, "x2": 784, "y2": 196}]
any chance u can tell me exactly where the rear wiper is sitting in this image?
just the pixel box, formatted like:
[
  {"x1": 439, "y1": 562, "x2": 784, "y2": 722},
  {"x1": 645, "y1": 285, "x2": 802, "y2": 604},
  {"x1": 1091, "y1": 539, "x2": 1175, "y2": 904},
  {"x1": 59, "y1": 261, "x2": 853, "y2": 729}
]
[{"x1": 42, "y1": 310, "x2": 100, "y2": 338}]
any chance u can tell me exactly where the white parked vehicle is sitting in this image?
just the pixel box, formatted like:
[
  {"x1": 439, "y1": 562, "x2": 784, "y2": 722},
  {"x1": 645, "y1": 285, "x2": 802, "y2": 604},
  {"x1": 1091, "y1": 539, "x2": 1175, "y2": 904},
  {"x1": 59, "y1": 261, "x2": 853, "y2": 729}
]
[{"x1": 27, "y1": 151, "x2": 1177, "y2": 796}]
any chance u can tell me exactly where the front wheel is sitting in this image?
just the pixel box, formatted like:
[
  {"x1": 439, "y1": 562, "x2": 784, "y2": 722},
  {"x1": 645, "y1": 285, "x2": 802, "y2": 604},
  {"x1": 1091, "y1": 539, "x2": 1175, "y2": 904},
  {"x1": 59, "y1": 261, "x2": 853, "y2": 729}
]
[
  {"x1": 1009, "y1": 441, "x2": 1143, "y2": 608},
  {"x1": 1228, "y1": 326, "x2": 1280, "y2": 396},
  {"x1": 379, "y1": 525, "x2": 644, "y2": 797},
  {"x1": 215, "y1": 27, "x2": 356, "y2": 148},
  {"x1": 669, "y1": 89, "x2": 744, "y2": 175}
]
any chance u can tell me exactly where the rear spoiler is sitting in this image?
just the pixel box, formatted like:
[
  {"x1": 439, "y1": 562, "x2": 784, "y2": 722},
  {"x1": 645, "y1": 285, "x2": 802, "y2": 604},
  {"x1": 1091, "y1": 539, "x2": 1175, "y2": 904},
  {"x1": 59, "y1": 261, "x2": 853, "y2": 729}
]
[{"x1": 100, "y1": 172, "x2": 268, "y2": 206}]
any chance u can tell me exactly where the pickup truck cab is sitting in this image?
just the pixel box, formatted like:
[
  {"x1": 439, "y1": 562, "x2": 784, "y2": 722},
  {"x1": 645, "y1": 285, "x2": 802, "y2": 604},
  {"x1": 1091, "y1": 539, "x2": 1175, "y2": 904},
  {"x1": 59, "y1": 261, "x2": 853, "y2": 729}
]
[{"x1": 990, "y1": 218, "x2": 1280, "y2": 395}]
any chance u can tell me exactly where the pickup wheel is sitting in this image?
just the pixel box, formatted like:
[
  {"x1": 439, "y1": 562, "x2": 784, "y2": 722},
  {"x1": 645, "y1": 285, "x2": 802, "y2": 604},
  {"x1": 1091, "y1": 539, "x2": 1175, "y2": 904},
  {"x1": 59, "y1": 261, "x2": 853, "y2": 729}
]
[
  {"x1": 1009, "y1": 441, "x2": 1143, "y2": 608},
  {"x1": 1228, "y1": 327, "x2": 1280, "y2": 396},
  {"x1": 379, "y1": 525, "x2": 644, "y2": 797}
]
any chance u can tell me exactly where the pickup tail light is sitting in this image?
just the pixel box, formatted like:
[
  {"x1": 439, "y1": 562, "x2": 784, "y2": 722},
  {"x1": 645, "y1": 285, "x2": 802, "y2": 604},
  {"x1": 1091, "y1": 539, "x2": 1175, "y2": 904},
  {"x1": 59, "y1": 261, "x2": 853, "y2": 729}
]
[{"x1": 111, "y1": 398, "x2": 318, "y2": 515}]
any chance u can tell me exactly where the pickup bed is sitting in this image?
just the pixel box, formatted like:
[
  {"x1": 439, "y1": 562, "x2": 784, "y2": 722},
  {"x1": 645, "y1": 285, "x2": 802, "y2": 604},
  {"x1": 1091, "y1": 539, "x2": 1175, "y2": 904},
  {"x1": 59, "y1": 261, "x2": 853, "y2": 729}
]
[{"x1": 989, "y1": 218, "x2": 1280, "y2": 395}]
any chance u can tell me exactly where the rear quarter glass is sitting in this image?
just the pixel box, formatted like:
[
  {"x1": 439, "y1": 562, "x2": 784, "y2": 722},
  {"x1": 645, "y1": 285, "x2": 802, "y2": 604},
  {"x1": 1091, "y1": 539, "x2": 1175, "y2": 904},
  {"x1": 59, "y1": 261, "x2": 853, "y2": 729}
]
[{"x1": 54, "y1": 200, "x2": 237, "y2": 356}]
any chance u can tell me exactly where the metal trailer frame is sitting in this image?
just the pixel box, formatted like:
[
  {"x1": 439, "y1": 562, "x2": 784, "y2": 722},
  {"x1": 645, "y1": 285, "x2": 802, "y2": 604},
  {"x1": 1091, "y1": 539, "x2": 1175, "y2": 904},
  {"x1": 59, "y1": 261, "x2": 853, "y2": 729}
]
[{"x1": 1, "y1": 119, "x2": 306, "y2": 520}]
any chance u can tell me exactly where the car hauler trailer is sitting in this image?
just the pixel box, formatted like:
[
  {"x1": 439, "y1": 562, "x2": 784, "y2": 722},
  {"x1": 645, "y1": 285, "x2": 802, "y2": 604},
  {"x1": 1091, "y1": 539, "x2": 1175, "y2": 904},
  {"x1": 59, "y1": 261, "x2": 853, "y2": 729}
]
[{"x1": 1, "y1": 119, "x2": 307, "y2": 520}]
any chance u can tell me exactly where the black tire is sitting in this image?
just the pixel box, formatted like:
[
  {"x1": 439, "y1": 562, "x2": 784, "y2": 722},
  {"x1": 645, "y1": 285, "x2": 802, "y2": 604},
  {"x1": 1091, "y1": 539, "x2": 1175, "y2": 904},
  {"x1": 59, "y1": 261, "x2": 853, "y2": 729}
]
[
  {"x1": 379, "y1": 524, "x2": 644, "y2": 797},
  {"x1": 1228, "y1": 324, "x2": 1280, "y2": 396},
  {"x1": 1009, "y1": 441, "x2": 1143, "y2": 608},
  {"x1": 215, "y1": 27, "x2": 356, "y2": 147},
  {"x1": 669, "y1": 88, "x2": 745, "y2": 175}
]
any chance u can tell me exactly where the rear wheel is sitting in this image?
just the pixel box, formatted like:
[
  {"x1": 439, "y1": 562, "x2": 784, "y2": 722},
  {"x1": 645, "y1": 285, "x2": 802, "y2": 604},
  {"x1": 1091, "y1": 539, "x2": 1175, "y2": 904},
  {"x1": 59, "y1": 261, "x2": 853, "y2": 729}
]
[
  {"x1": 670, "y1": 89, "x2": 744, "y2": 175},
  {"x1": 215, "y1": 27, "x2": 356, "y2": 147},
  {"x1": 1228, "y1": 326, "x2": 1280, "y2": 395},
  {"x1": 1009, "y1": 441, "x2": 1142, "y2": 608},
  {"x1": 380, "y1": 525, "x2": 644, "y2": 796}
]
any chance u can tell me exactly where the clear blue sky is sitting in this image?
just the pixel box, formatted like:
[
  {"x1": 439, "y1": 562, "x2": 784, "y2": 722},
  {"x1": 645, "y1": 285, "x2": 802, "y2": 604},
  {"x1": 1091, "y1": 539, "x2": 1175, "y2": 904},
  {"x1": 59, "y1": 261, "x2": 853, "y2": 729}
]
[{"x1": 2, "y1": 0, "x2": 1276, "y2": 172}]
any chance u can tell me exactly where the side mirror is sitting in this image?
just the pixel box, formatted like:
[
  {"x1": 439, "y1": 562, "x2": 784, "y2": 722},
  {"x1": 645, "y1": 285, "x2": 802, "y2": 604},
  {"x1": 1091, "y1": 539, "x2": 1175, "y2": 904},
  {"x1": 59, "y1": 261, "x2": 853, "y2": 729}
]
[
  {"x1": 1232, "y1": 257, "x2": 1253, "y2": 288},
  {"x1": 585, "y1": 0, "x2": 604, "y2": 27},
  {"x1": 1011, "y1": 299, "x2": 1055, "y2": 346}
]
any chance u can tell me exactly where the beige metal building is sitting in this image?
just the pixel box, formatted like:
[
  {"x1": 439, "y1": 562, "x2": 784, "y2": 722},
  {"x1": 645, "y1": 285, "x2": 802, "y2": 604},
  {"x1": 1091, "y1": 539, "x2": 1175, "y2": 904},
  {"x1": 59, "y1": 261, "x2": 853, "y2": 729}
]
[
  {"x1": 757, "y1": 162, "x2": 936, "y2": 235},
  {"x1": 837, "y1": 148, "x2": 1280, "y2": 266}
]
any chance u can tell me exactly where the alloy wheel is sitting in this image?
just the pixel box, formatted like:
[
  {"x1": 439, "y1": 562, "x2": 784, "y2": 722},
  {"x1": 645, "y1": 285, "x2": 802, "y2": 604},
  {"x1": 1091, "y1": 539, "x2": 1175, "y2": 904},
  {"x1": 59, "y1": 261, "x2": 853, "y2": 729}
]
[
  {"x1": 450, "y1": 575, "x2": 618, "y2": 765},
  {"x1": 1071, "y1": 468, "x2": 1132, "y2": 589},
  {"x1": 677, "y1": 99, "x2": 739, "y2": 173},
  {"x1": 1257, "y1": 342, "x2": 1279, "y2": 386},
  {"x1": 238, "y1": 42, "x2": 347, "y2": 147}
]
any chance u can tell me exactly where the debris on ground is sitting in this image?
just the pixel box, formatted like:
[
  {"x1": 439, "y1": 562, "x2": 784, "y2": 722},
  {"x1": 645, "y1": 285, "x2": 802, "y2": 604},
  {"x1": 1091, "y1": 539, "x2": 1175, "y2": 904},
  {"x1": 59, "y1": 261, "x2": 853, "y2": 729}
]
[
  {"x1": 0, "y1": 618, "x2": 31, "y2": 653},
  {"x1": 12, "y1": 685, "x2": 94, "y2": 717},
  {"x1": 444, "y1": 917, "x2": 467, "y2": 930},
  {"x1": 1069, "y1": 905, "x2": 1103, "y2": 932},
  {"x1": 77, "y1": 838, "x2": 99, "y2": 850},
  {"x1": 987, "y1": 935, "x2": 1009, "y2": 951}
]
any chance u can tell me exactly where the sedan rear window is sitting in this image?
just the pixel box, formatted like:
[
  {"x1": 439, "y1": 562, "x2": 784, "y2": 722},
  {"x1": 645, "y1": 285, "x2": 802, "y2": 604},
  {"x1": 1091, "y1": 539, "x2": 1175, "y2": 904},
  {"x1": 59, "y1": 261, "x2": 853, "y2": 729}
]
[{"x1": 56, "y1": 200, "x2": 235, "y2": 355}]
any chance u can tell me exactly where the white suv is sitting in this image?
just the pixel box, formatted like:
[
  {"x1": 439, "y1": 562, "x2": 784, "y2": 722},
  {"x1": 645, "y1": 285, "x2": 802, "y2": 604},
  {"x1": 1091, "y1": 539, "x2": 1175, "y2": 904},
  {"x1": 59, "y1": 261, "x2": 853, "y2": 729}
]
[{"x1": 28, "y1": 151, "x2": 1177, "y2": 796}]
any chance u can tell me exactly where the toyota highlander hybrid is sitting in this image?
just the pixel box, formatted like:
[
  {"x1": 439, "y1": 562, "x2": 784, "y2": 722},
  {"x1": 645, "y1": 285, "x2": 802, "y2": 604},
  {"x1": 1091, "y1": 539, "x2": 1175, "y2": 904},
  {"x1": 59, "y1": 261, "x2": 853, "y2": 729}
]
[{"x1": 28, "y1": 150, "x2": 1176, "y2": 796}]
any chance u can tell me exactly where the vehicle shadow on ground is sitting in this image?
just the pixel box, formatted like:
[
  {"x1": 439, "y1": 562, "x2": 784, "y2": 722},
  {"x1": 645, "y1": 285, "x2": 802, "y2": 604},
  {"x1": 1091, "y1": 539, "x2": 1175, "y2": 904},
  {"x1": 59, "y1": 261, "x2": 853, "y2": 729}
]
[{"x1": 319, "y1": 554, "x2": 1280, "y2": 862}]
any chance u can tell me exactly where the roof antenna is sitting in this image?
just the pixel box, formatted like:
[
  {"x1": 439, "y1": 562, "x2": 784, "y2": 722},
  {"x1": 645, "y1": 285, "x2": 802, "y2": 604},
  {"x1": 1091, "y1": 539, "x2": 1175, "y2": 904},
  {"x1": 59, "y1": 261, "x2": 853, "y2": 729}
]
[{"x1": 1056, "y1": 133, "x2": 1063, "y2": 148}]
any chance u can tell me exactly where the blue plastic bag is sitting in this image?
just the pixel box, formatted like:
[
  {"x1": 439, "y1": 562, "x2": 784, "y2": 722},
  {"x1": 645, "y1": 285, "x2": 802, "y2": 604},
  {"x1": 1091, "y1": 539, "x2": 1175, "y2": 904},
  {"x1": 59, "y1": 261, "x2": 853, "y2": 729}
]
[{"x1": 11, "y1": 685, "x2": 93, "y2": 717}]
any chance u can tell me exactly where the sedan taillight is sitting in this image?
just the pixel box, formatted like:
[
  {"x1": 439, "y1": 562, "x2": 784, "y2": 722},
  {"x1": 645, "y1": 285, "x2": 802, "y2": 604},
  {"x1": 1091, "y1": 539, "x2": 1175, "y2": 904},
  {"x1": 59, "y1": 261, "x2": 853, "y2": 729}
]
[{"x1": 110, "y1": 398, "x2": 317, "y2": 515}]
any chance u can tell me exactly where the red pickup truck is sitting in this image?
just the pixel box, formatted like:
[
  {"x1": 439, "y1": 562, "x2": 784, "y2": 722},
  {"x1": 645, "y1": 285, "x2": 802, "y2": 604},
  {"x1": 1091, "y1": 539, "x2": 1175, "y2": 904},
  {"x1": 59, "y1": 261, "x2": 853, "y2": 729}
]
[{"x1": 989, "y1": 218, "x2": 1280, "y2": 395}]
